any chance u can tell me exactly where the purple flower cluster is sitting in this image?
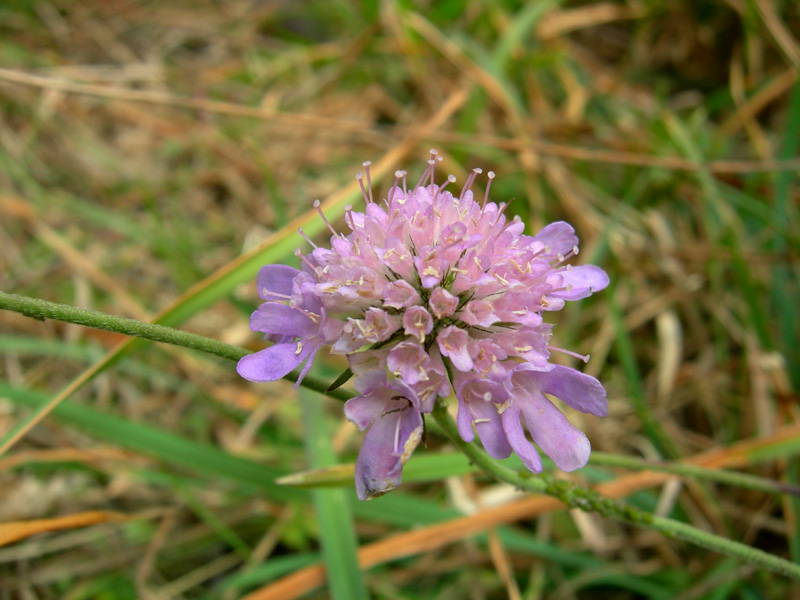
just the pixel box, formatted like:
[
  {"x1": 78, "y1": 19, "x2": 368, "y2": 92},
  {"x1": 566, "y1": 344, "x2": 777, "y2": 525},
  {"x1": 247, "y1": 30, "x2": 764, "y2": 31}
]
[{"x1": 238, "y1": 152, "x2": 609, "y2": 500}]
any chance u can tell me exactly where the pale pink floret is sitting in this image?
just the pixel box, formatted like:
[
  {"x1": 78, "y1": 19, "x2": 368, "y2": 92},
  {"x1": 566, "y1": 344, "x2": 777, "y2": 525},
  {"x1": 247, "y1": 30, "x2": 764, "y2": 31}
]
[{"x1": 237, "y1": 154, "x2": 609, "y2": 499}]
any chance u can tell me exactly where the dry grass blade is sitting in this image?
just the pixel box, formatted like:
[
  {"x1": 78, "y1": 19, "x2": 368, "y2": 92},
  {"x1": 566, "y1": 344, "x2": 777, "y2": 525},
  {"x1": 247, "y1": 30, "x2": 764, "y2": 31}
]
[
  {"x1": 0, "y1": 511, "x2": 146, "y2": 547},
  {"x1": 246, "y1": 423, "x2": 800, "y2": 600}
]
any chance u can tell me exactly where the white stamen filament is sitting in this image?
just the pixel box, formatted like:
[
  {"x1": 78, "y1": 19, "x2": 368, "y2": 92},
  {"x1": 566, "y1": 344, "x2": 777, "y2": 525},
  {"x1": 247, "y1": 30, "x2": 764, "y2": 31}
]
[
  {"x1": 296, "y1": 227, "x2": 318, "y2": 248},
  {"x1": 313, "y1": 200, "x2": 341, "y2": 237},
  {"x1": 432, "y1": 174, "x2": 456, "y2": 203},
  {"x1": 393, "y1": 412, "x2": 402, "y2": 453},
  {"x1": 548, "y1": 345, "x2": 590, "y2": 363},
  {"x1": 294, "y1": 248, "x2": 319, "y2": 273},
  {"x1": 363, "y1": 161, "x2": 374, "y2": 204},
  {"x1": 414, "y1": 159, "x2": 436, "y2": 192},
  {"x1": 460, "y1": 167, "x2": 482, "y2": 201},
  {"x1": 263, "y1": 289, "x2": 292, "y2": 300},
  {"x1": 482, "y1": 171, "x2": 495, "y2": 207}
]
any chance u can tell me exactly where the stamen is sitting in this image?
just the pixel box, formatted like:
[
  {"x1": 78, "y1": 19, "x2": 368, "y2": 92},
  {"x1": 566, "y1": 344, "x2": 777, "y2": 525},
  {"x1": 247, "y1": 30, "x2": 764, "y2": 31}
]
[
  {"x1": 482, "y1": 171, "x2": 495, "y2": 207},
  {"x1": 313, "y1": 200, "x2": 341, "y2": 237},
  {"x1": 363, "y1": 161, "x2": 374, "y2": 204},
  {"x1": 393, "y1": 411, "x2": 402, "y2": 453},
  {"x1": 459, "y1": 168, "x2": 482, "y2": 201},
  {"x1": 432, "y1": 174, "x2": 456, "y2": 203},
  {"x1": 389, "y1": 170, "x2": 404, "y2": 203},
  {"x1": 548, "y1": 345, "x2": 590, "y2": 363},
  {"x1": 343, "y1": 204, "x2": 355, "y2": 230},
  {"x1": 356, "y1": 173, "x2": 370, "y2": 205},
  {"x1": 429, "y1": 149, "x2": 439, "y2": 186},
  {"x1": 496, "y1": 197, "x2": 515, "y2": 221},
  {"x1": 414, "y1": 159, "x2": 435, "y2": 192},
  {"x1": 297, "y1": 227, "x2": 318, "y2": 248},
  {"x1": 294, "y1": 248, "x2": 318, "y2": 272},
  {"x1": 264, "y1": 289, "x2": 292, "y2": 301},
  {"x1": 551, "y1": 247, "x2": 578, "y2": 268}
]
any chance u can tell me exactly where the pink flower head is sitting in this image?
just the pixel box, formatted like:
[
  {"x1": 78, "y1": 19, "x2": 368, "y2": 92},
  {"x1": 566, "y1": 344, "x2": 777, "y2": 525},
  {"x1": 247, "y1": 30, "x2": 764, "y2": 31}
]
[{"x1": 238, "y1": 152, "x2": 609, "y2": 497}]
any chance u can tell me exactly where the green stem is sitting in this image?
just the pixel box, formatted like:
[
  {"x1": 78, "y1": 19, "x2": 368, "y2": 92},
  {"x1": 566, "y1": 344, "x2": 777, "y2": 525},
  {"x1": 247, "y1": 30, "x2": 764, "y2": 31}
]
[
  {"x1": 3, "y1": 291, "x2": 799, "y2": 580},
  {"x1": 430, "y1": 400, "x2": 800, "y2": 581},
  {"x1": 0, "y1": 292, "x2": 354, "y2": 404},
  {"x1": 590, "y1": 452, "x2": 800, "y2": 497}
]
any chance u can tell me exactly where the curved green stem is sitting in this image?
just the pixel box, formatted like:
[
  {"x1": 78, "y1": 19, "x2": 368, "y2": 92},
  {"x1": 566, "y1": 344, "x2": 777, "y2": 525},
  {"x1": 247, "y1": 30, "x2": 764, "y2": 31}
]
[
  {"x1": 430, "y1": 400, "x2": 800, "y2": 581},
  {"x1": 0, "y1": 292, "x2": 354, "y2": 403},
  {"x1": 2, "y1": 291, "x2": 799, "y2": 580}
]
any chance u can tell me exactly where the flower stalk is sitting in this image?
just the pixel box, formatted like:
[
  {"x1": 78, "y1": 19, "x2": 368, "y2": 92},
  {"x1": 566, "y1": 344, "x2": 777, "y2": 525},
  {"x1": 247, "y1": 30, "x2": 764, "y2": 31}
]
[{"x1": 2, "y1": 290, "x2": 800, "y2": 579}]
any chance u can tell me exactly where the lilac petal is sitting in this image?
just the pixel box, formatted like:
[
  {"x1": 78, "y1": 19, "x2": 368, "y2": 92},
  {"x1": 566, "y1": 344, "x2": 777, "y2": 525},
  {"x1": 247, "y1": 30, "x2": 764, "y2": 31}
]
[
  {"x1": 520, "y1": 390, "x2": 591, "y2": 472},
  {"x1": 535, "y1": 365, "x2": 608, "y2": 416},
  {"x1": 501, "y1": 405, "x2": 543, "y2": 472},
  {"x1": 550, "y1": 265, "x2": 609, "y2": 300},
  {"x1": 257, "y1": 265, "x2": 300, "y2": 300},
  {"x1": 344, "y1": 395, "x2": 385, "y2": 431},
  {"x1": 237, "y1": 342, "x2": 313, "y2": 382},
  {"x1": 293, "y1": 347, "x2": 319, "y2": 387},
  {"x1": 456, "y1": 398, "x2": 476, "y2": 442},
  {"x1": 354, "y1": 401, "x2": 423, "y2": 500},
  {"x1": 532, "y1": 221, "x2": 578, "y2": 255},
  {"x1": 437, "y1": 326, "x2": 473, "y2": 372},
  {"x1": 250, "y1": 303, "x2": 314, "y2": 337},
  {"x1": 387, "y1": 342, "x2": 428, "y2": 385},
  {"x1": 470, "y1": 401, "x2": 512, "y2": 459}
]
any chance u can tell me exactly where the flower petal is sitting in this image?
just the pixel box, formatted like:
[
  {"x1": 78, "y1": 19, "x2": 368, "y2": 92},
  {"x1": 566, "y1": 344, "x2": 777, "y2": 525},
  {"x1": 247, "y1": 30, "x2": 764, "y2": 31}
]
[
  {"x1": 236, "y1": 342, "x2": 312, "y2": 382},
  {"x1": 344, "y1": 395, "x2": 385, "y2": 431},
  {"x1": 501, "y1": 405, "x2": 543, "y2": 472},
  {"x1": 471, "y1": 401, "x2": 512, "y2": 459},
  {"x1": 532, "y1": 221, "x2": 578, "y2": 255},
  {"x1": 250, "y1": 303, "x2": 314, "y2": 337},
  {"x1": 535, "y1": 365, "x2": 608, "y2": 416},
  {"x1": 550, "y1": 265, "x2": 609, "y2": 300},
  {"x1": 436, "y1": 325, "x2": 473, "y2": 372},
  {"x1": 354, "y1": 399, "x2": 423, "y2": 500},
  {"x1": 257, "y1": 265, "x2": 300, "y2": 300},
  {"x1": 519, "y1": 390, "x2": 591, "y2": 472}
]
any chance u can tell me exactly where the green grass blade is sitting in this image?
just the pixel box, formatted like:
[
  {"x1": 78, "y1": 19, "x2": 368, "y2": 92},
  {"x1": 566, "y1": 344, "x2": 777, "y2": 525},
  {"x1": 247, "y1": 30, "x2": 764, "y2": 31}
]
[{"x1": 299, "y1": 388, "x2": 368, "y2": 600}]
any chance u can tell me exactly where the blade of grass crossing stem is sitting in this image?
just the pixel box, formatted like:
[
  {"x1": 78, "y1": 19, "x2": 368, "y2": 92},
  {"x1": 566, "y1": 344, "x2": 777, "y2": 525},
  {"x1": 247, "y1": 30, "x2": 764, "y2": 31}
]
[
  {"x1": 299, "y1": 389, "x2": 368, "y2": 600},
  {"x1": 0, "y1": 383, "x2": 304, "y2": 502}
]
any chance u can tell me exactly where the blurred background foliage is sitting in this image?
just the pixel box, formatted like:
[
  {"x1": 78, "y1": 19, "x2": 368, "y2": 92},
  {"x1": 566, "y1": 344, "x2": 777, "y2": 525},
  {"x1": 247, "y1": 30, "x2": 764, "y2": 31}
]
[{"x1": 0, "y1": 0, "x2": 799, "y2": 598}]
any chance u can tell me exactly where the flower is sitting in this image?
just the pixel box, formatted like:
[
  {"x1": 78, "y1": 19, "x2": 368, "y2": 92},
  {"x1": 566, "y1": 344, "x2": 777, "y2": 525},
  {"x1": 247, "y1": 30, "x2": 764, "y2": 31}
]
[{"x1": 238, "y1": 151, "x2": 609, "y2": 499}]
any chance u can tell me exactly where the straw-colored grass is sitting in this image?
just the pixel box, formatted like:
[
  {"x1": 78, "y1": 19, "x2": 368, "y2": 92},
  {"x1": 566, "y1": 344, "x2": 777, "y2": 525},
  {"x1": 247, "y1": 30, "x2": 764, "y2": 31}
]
[{"x1": 1, "y1": 1, "x2": 798, "y2": 598}]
